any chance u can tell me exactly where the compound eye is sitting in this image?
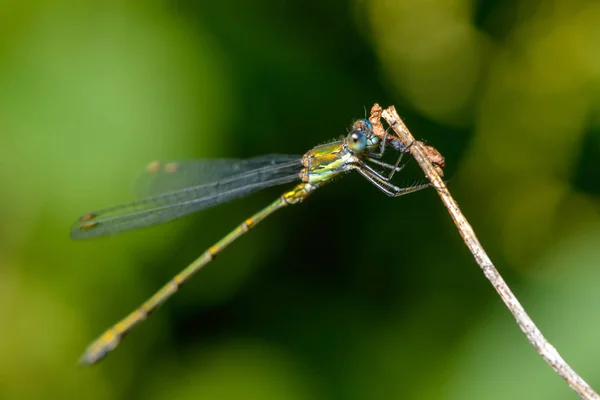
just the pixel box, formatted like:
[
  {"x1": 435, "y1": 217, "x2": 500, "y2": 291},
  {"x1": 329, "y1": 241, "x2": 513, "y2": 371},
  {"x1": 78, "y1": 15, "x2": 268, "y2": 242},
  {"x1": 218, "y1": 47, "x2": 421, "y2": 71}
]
[{"x1": 347, "y1": 130, "x2": 367, "y2": 152}]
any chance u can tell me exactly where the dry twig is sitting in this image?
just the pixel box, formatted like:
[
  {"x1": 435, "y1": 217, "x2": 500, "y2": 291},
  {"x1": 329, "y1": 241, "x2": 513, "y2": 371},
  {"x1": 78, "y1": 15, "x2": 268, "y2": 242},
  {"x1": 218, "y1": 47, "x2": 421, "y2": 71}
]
[{"x1": 369, "y1": 103, "x2": 599, "y2": 400}]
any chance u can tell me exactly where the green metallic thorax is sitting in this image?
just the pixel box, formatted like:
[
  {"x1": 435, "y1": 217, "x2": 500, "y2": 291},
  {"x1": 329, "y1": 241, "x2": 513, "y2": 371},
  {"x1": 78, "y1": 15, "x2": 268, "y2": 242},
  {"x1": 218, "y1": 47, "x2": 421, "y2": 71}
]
[{"x1": 302, "y1": 141, "x2": 354, "y2": 184}]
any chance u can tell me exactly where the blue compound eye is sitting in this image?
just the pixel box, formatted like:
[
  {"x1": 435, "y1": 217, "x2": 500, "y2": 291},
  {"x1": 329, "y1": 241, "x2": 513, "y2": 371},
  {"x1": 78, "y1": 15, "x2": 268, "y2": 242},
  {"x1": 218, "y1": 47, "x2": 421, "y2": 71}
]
[
  {"x1": 360, "y1": 119, "x2": 373, "y2": 130},
  {"x1": 347, "y1": 129, "x2": 367, "y2": 152}
]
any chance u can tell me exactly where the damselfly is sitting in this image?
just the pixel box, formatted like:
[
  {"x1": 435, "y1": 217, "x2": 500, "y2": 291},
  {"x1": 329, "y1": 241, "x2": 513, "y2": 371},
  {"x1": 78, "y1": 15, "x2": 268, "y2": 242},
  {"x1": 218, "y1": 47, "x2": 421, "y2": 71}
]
[{"x1": 72, "y1": 119, "x2": 430, "y2": 365}]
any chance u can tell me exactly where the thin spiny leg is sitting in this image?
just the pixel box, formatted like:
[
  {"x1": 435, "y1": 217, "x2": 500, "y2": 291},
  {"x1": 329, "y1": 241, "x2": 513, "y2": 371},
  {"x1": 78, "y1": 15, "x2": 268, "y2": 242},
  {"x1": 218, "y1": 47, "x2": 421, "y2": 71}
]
[
  {"x1": 355, "y1": 160, "x2": 398, "y2": 184},
  {"x1": 365, "y1": 152, "x2": 408, "y2": 181},
  {"x1": 355, "y1": 166, "x2": 431, "y2": 197},
  {"x1": 355, "y1": 168, "x2": 396, "y2": 196},
  {"x1": 365, "y1": 156, "x2": 406, "y2": 173},
  {"x1": 386, "y1": 151, "x2": 406, "y2": 181}
]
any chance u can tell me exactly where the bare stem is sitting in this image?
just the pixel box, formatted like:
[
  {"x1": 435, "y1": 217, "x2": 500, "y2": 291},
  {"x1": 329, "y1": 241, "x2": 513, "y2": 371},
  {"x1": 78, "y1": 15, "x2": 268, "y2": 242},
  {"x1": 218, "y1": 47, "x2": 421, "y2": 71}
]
[{"x1": 373, "y1": 104, "x2": 599, "y2": 400}]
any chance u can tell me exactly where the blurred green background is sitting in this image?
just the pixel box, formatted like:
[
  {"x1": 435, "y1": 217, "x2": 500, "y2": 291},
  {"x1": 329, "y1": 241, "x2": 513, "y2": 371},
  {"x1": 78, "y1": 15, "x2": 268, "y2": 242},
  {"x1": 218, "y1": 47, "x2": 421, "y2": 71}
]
[{"x1": 2, "y1": 0, "x2": 600, "y2": 399}]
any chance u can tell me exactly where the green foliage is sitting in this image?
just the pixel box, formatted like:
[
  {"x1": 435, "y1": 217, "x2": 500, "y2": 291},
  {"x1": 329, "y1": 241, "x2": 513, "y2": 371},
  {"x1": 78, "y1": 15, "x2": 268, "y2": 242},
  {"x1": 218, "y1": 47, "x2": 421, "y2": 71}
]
[{"x1": 1, "y1": 0, "x2": 600, "y2": 399}]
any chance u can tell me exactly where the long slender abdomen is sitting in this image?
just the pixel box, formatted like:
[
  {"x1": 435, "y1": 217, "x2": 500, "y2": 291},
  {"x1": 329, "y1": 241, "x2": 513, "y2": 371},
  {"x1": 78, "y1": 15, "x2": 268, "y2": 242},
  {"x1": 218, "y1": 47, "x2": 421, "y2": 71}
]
[{"x1": 79, "y1": 185, "x2": 317, "y2": 365}]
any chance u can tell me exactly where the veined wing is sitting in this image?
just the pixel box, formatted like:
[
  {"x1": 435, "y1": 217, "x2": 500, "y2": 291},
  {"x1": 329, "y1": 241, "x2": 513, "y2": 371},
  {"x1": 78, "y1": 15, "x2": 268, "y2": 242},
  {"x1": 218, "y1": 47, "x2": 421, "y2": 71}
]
[
  {"x1": 71, "y1": 155, "x2": 302, "y2": 239},
  {"x1": 137, "y1": 154, "x2": 301, "y2": 197}
]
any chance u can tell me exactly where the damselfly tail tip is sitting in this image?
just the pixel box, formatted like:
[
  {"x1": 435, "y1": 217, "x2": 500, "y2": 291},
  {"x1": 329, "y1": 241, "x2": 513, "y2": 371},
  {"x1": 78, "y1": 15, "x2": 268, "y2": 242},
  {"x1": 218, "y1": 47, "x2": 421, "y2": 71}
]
[
  {"x1": 78, "y1": 349, "x2": 102, "y2": 366},
  {"x1": 78, "y1": 336, "x2": 115, "y2": 366}
]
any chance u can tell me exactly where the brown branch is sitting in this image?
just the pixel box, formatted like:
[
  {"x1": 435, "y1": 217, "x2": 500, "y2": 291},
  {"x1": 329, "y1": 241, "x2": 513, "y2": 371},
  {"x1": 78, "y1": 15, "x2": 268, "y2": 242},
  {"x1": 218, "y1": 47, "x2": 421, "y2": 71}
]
[{"x1": 370, "y1": 103, "x2": 599, "y2": 400}]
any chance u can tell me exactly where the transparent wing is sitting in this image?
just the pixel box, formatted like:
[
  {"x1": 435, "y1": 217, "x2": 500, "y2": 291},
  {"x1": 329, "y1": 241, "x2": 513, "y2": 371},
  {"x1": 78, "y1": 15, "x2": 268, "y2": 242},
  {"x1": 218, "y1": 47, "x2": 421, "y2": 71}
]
[
  {"x1": 71, "y1": 155, "x2": 302, "y2": 239},
  {"x1": 136, "y1": 154, "x2": 301, "y2": 197}
]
